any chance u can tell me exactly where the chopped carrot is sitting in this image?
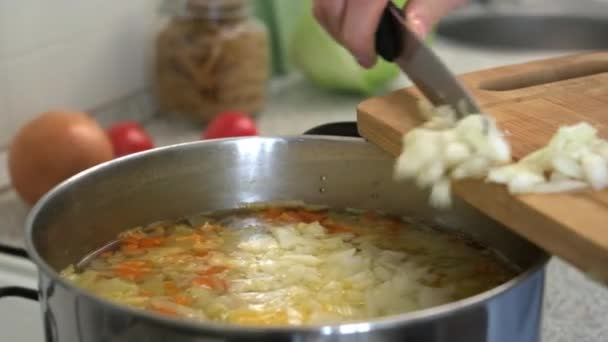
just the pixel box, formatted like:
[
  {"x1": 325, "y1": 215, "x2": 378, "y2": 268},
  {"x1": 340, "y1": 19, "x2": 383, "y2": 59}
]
[
  {"x1": 139, "y1": 289, "x2": 153, "y2": 297},
  {"x1": 192, "y1": 276, "x2": 228, "y2": 291},
  {"x1": 192, "y1": 276, "x2": 214, "y2": 288},
  {"x1": 295, "y1": 210, "x2": 327, "y2": 223},
  {"x1": 172, "y1": 294, "x2": 192, "y2": 306},
  {"x1": 194, "y1": 250, "x2": 209, "y2": 257},
  {"x1": 262, "y1": 207, "x2": 327, "y2": 223},
  {"x1": 261, "y1": 207, "x2": 284, "y2": 220},
  {"x1": 163, "y1": 281, "x2": 179, "y2": 296},
  {"x1": 321, "y1": 219, "x2": 356, "y2": 235},
  {"x1": 151, "y1": 305, "x2": 178, "y2": 317},
  {"x1": 121, "y1": 236, "x2": 143, "y2": 247},
  {"x1": 276, "y1": 211, "x2": 300, "y2": 222},
  {"x1": 120, "y1": 235, "x2": 165, "y2": 250},
  {"x1": 138, "y1": 237, "x2": 165, "y2": 248},
  {"x1": 113, "y1": 260, "x2": 152, "y2": 281},
  {"x1": 200, "y1": 266, "x2": 227, "y2": 276}
]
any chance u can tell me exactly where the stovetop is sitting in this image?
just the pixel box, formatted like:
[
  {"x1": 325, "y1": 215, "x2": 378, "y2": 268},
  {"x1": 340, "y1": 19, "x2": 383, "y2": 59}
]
[{"x1": 0, "y1": 245, "x2": 44, "y2": 341}]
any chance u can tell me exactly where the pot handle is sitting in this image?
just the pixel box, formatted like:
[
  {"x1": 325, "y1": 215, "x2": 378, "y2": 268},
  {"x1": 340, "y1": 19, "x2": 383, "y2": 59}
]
[
  {"x1": 0, "y1": 286, "x2": 39, "y2": 301},
  {"x1": 302, "y1": 122, "x2": 361, "y2": 138}
]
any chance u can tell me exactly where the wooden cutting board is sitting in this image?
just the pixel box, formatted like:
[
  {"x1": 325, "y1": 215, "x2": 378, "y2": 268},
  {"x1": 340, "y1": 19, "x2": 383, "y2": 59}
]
[{"x1": 357, "y1": 51, "x2": 608, "y2": 285}]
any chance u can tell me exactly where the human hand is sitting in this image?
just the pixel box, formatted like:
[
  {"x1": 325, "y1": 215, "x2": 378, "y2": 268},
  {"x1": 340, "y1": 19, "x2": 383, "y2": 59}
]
[{"x1": 313, "y1": 0, "x2": 468, "y2": 68}]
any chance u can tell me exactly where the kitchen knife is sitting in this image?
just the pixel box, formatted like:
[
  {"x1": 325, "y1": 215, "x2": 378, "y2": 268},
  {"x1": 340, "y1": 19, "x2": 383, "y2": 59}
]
[{"x1": 375, "y1": 1, "x2": 482, "y2": 119}]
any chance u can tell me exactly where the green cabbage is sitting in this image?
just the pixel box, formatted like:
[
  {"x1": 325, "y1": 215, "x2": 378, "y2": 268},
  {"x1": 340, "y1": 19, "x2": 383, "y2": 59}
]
[{"x1": 289, "y1": 0, "x2": 411, "y2": 95}]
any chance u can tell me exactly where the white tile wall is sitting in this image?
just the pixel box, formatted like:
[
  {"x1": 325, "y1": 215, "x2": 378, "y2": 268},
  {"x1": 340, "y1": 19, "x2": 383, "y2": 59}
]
[{"x1": 0, "y1": 0, "x2": 164, "y2": 147}]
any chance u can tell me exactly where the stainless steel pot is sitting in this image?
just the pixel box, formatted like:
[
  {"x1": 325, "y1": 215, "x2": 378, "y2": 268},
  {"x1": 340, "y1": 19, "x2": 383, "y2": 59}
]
[{"x1": 0, "y1": 123, "x2": 548, "y2": 341}]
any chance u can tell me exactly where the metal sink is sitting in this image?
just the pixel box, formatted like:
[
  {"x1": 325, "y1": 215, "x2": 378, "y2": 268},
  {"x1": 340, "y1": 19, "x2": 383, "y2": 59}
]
[
  {"x1": 436, "y1": 0, "x2": 608, "y2": 51},
  {"x1": 436, "y1": 14, "x2": 608, "y2": 50}
]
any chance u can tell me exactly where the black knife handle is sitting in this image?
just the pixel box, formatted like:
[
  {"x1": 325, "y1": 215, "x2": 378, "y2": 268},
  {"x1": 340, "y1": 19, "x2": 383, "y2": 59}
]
[{"x1": 375, "y1": 1, "x2": 405, "y2": 62}]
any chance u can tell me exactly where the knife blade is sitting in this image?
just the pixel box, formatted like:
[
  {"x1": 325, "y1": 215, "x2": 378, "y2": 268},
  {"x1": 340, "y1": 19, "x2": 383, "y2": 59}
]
[{"x1": 375, "y1": 2, "x2": 482, "y2": 119}]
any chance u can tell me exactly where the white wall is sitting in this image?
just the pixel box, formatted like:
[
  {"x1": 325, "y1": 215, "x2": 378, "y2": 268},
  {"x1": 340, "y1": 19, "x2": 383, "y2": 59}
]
[{"x1": 0, "y1": 0, "x2": 164, "y2": 147}]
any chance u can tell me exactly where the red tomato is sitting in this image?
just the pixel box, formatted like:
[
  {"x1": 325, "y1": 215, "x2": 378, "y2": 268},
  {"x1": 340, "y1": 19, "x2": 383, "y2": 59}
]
[
  {"x1": 202, "y1": 112, "x2": 258, "y2": 140},
  {"x1": 107, "y1": 121, "x2": 154, "y2": 157}
]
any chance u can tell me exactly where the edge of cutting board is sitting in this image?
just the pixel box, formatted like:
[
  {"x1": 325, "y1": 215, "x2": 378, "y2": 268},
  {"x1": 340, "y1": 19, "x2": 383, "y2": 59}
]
[{"x1": 357, "y1": 51, "x2": 608, "y2": 285}]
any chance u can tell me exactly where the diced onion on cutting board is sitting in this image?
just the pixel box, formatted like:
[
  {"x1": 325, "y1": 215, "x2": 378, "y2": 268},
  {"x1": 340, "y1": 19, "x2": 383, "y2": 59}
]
[
  {"x1": 488, "y1": 122, "x2": 608, "y2": 194},
  {"x1": 395, "y1": 102, "x2": 608, "y2": 208},
  {"x1": 394, "y1": 103, "x2": 511, "y2": 208}
]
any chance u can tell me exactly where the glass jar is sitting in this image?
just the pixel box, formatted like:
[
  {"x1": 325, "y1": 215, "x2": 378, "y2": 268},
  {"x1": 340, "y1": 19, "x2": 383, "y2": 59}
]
[{"x1": 155, "y1": 0, "x2": 270, "y2": 122}]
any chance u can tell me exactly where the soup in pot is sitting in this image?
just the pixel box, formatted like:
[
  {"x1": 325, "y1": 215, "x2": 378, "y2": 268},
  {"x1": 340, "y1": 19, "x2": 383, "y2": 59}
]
[{"x1": 60, "y1": 205, "x2": 517, "y2": 326}]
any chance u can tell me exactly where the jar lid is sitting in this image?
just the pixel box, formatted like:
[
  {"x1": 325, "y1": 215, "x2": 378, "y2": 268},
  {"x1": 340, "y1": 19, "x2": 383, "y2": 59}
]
[{"x1": 160, "y1": 0, "x2": 249, "y2": 19}]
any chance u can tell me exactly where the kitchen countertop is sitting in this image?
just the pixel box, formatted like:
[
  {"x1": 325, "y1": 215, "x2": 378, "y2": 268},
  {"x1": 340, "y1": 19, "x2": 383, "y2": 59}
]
[{"x1": 0, "y1": 35, "x2": 606, "y2": 341}]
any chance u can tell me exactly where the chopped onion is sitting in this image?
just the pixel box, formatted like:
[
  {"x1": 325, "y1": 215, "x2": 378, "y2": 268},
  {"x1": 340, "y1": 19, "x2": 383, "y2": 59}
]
[
  {"x1": 429, "y1": 178, "x2": 451, "y2": 209},
  {"x1": 444, "y1": 142, "x2": 471, "y2": 166},
  {"x1": 506, "y1": 169, "x2": 545, "y2": 194},
  {"x1": 552, "y1": 156, "x2": 583, "y2": 179},
  {"x1": 486, "y1": 122, "x2": 608, "y2": 195},
  {"x1": 594, "y1": 140, "x2": 608, "y2": 160},
  {"x1": 582, "y1": 153, "x2": 608, "y2": 190},
  {"x1": 394, "y1": 102, "x2": 511, "y2": 208},
  {"x1": 394, "y1": 100, "x2": 608, "y2": 207},
  {"x1": 416, "y1": 160, "x2": 445, "y2": 187},
  {"x1": 525, "y1": 180, "x2": 588, "y2": 194},
  {"x1": 486, "y1": 164, "x2": 522, "y2": 184},
  {"x1": 451, "y1": 156, "x2": 490, "y2": 180}
]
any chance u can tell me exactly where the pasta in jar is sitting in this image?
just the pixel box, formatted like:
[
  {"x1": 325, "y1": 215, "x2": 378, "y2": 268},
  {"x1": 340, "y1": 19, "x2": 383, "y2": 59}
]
[{"x1": 155, "y1": 0, "x2": 270, "y2": 122}]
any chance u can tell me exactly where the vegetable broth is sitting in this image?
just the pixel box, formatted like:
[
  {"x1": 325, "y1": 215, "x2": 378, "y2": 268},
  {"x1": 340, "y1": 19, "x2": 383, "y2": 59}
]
[{"x1": 61, "y1": 206, "x2": 517, "y2": 326}]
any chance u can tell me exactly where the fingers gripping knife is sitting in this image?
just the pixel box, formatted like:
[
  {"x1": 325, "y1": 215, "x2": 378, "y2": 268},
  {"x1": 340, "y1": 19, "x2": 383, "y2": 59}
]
[{"x1": 374, "y1": 1, "x2": 486, "y2": 128}]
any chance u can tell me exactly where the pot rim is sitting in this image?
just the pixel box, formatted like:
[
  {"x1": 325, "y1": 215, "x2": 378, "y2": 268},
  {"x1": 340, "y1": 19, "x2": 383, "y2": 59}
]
[{"x1": 24, "y1": 135, "x2": 550, "y2": 337}]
